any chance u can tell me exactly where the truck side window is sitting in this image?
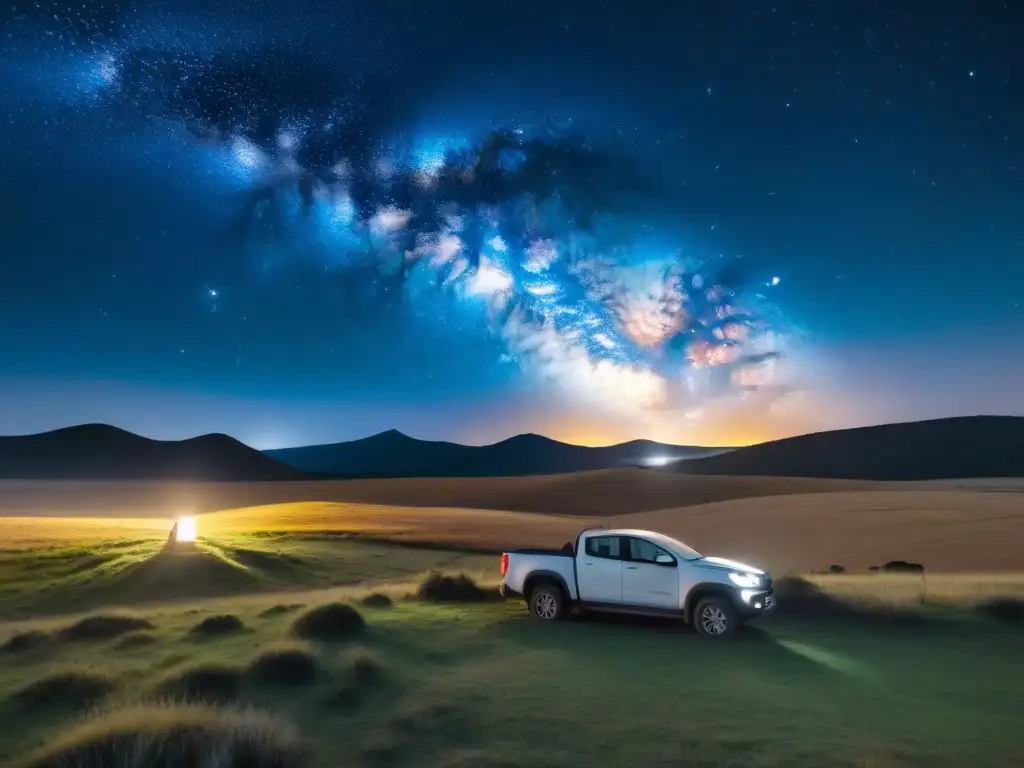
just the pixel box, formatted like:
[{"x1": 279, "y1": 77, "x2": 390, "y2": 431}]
[
  {"x1": 626, "y1": 537, "x2": 672, "y2": 564},
  {"x1": 584, "y1": 536, "x2": 620, "y2": 560}
]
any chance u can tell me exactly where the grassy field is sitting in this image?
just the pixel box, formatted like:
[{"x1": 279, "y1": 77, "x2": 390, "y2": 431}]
[
  {"x1": 2, "y1": 489, "x2": 1023, "y2": 767},
  {"x1": 1, "y1": 574, "x2": 1022, "y2": 768}
]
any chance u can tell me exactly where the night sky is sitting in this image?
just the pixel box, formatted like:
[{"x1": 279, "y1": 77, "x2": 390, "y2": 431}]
[{"x1": 1, "y1": 1, "x2": 1021, "y2": 449}]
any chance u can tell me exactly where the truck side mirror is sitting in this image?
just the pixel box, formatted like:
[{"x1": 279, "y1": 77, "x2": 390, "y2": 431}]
[{"x1": 654, "y1": 553, "x2": 676, "y2": 566}]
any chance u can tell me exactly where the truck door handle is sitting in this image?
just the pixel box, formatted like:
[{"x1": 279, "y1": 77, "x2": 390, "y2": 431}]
[{"x1": 626, "y1": 566, "x2": 638, "y2": 570}]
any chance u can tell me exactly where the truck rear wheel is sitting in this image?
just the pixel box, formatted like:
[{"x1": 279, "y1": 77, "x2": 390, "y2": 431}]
[
  {"x1": 694, "y1": 596, "x2": 737, "y2": 639},
  {"x1": 528, "y1": 581, "x2": 566, "y2": 621}
]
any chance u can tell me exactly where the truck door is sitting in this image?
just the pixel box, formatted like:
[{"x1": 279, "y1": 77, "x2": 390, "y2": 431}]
[
  {"x1": 621, "y1": 536, "x2": 680, "y2": 610},
  {"x1": 577, "y1": 534, "x2": 623, "y2": 604}
]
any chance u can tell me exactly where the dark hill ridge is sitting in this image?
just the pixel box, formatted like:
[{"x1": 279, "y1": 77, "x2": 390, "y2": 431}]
[
  {"x1": 0, "y1": 424, "x2": 308, "y2": 481},
  {"x1": 670, "y1": 415, "x2": 1024, "y2": 481},
  {"x1": 265, "y1": 431, "x2": 727, "y2": 477}
]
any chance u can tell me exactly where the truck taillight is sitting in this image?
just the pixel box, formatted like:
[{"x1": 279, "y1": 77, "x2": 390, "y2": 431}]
[{"x1": 500, "y1": 552, "x2": 509, "y2": 576}]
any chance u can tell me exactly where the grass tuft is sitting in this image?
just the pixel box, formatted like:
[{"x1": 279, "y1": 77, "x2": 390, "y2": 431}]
[
  {"x1": 977, "y1": 597, "x2": 1024, "y2": 623},
  {"x1": 113, "y1": 631, "x2": 159, "y2": 649},
  {"x1": 57, "y1": 614, "x2": 154, "y2": 642},
  {"x1": 12, "y1": 670, "x2": 115, "y2": 711},
  {"x1": 14, "y1": 703, "x2": 305, "y2": 768},
  {"x1": 350, "y1": 652, "x2": 383, "y2": 684},
  {"x1": 246, "y1": 642, "x2": 318, "y2": 685},
  {"x1": 290, "y1": 603, "x2": 365, "y2": 641},
  {"x1": 258, "y1": 603, "x2": 305, "y2": 618},
  {"x1": 360, "y1": 592, "x2": 394, "y2": 609},
  {"x1": 189, "y1": 614, "x2": 245, "y2": 637},
  {"x1": 156, "y1": 662, "x2": 243, "y2": 703},
  {"x1": 414, "y1": 571, "x2": 495, "y2": 603},
  {"x1": 2, "y1": 630, "x2": 53, "y2": 653}
]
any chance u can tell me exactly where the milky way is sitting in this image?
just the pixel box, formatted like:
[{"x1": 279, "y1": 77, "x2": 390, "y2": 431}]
[{"x1": 3, "y1": 6, "x2": 796, "y2": 422}]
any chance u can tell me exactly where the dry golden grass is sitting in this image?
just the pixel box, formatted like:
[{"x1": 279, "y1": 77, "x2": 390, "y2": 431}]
[
  {"x1": 199, "y1": 487, "x2": 1024, "y2": 573},
  {"x1": 2, "y1": 487, "x2": 1022, "y2": 573},
  {"x1": 0, "y1": 470, "x2": 890, "y2": 518},
  {"x1": 0, "y1": 517, "x2": 168, "y2": 548},
  {"x1": 619, "y1": 490, "x2": 1024, "y2": 572}
]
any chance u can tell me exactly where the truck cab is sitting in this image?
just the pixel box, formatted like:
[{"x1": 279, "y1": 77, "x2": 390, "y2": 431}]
[{"x1": 500, "y1": 528, "x2": 775, "y2": 639}]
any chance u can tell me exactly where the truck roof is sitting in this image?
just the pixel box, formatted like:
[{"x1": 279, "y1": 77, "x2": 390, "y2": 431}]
[{"x1": 579, "y1": 528, "x2": 702, "y2": 558}]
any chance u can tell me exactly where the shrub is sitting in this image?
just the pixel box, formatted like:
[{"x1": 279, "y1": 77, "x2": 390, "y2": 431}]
[
  {"x1": 977, "y1": 597, "x2": 1024, "y2": 623},
  {"x1": 879, "y1": 560, "x2": 924, "y2": 573},
  {"x1": 14, "y1": 703, "x2": 306, "y2": 768},
  {"x1": 189, "y1": 614, "x2": 245, "y2": 637},
  {"x1": 360, "y1": 593, "x2": 394, "y2": 609},
  {"x1": 290, "y1": 603, "x2": 365, "y2": 641},
  {"x1": 13, "y1": 670, "x2": 115, "y2": 710},
  {"x1": 246, "y1": 643, "x2": 318, "y2": 685},
  {"x1": 58, "y1": 615, "x2": 154, "y2": 642},
  {"x1": 258, "y1": 603, "x2": 305, "y2": 618},
  {"x1": 828, "y1": 564, "x2": 846, "y2": 574},
  {"x1": 114, "y1": 632, "x2": 159, "y2": 650},
  {"x1": 157, "y1": 663, "x2": 242, "y2": 703},
  {"x1": 2, "y1": 630, "x2": 52, "y2": 653},
  {"x1": 415, "y1": 571, "x2": 493, "y2": 603},
  {"x1": 350, "y1": 653, "x2": 383, "y2": 684}
]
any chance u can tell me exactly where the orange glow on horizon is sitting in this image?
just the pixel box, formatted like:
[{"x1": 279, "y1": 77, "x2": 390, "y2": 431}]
[{"x1": 461, "y1": 391, "x2": 830, "y2": 448}]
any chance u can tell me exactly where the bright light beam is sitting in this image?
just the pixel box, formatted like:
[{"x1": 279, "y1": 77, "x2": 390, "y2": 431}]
[{"x1": 176, "y1": 516, "x2": 197, "y2": 543}]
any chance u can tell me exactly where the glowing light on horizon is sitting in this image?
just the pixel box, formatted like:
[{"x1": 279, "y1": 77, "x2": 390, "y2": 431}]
[{"x1": 176, "y1": 516, "x2": 197, "y2": 543}]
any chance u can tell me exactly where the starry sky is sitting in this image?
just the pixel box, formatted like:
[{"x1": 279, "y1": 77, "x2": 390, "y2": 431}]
[{"x1": 0, "y1": 0, "x2": 1021, "y2": 449}]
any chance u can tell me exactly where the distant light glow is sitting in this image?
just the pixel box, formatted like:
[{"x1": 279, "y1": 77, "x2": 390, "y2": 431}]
[
  {"x1": 643, "y1": 455, "x2": 674, "y2": 467},
  {"x1": 176, "y1": 516, "x2": 197, "y2": 543}
]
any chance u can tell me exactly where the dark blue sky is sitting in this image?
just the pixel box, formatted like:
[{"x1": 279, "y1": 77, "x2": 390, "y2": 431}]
[{"x1": 1, "y1": 0, "x2": 1021, "y2": 448}]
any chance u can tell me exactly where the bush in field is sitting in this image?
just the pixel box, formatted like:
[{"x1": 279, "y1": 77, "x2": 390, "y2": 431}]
[
  {"x1": 290, "y1": 603, "x2": 365, "y2": 641},
  {"x1": 258, "y1": 603, "x2": 305, "y2": 618},
  {"x1": 12, "y1": 670, "x2": 115, "y2": 711},
  {"x1": 350, "y1": 652, "x2": 383, "y2": 684},
  {"x1": 189, "y1": 614, "x2": 245, "y2": 637},
  {"x1": 2, "y1": 630, "x2": 52, "y2": 653},
  {"x1": 415, "y1": 571, "x2": 494, "y2": 603},
  {"x1": 58, "y1": 615, "x2": 154, "y2": 641},
  {"x1": 114, "y1": 632, "x2": 159, "y2": 649},
  {"x1": 360, "y1": 593, "x2": 394, "y2": 609},
  {"x1": 156, "y1": 663, "x2": 243, "y2": 703},
  {"x1": 879, "y1": 560, "x2": 924, "y2": 573},
  {"x1": 14, "y1": 703, "x2": 306, "y2": 768},
  {"x1": 246, "y1": 643, "x2": 318, "y2": 685}
]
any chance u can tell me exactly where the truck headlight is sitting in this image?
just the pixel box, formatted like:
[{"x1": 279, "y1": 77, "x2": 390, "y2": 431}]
[{"x1": 728, "y1": 571, "x2": 762, "y2": 588}]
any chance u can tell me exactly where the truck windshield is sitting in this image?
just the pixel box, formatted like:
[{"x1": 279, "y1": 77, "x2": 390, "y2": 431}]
[{"x1": 650, "y1": 533, "x2": 702, "y2": 560}]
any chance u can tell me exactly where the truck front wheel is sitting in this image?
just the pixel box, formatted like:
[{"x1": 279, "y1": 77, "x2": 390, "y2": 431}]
[
  {"x1": 528, "y1": 582, "x2": 566, "y2": 621},
  {"x1": 693, "y1": 596, "x2": 737, "y2": 639}
]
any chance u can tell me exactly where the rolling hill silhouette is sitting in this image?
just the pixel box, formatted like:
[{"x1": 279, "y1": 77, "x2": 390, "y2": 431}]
[
  {"x1": 670, "y1": 416, "x2": 1024, "y2": 480},
  {"x1": 266, "y1": 430, "x2": 727, "y2": 477},
  {"x1": 0, "y1": 424, "x2": 309, "y2": 481}
]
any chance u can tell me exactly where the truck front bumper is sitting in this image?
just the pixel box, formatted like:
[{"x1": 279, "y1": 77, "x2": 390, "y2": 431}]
[{"x1": 733, "y1": 588, "x2": 776, "y2": 620}]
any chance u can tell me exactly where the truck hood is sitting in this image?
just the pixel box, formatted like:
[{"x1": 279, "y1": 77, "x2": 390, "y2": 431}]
[{"x1": 696, "y1": 556, "x2": 765, "y2": 575}]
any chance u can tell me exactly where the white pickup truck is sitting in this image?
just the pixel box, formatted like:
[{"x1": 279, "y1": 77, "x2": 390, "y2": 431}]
[{"x1": 499, "y1": 528, "x2": 775, "y2": 639}]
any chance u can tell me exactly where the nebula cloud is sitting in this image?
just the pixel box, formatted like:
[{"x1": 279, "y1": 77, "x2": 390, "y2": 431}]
[{"x1": 8, "y1": 19, "x2": 797, "y2": 422}]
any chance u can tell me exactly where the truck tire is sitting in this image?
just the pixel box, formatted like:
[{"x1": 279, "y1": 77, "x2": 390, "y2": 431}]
[
  {"x1": 693, "y1": 596, "x2": 737, "y2": 639},
  {"x1": 528, "y1": 581, "x2": 566, "y2": 621}
]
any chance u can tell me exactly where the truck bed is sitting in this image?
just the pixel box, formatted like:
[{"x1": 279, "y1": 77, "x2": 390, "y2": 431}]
[{"x1": 506, "y1": 548, "x2": 572, "y2": 556}]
